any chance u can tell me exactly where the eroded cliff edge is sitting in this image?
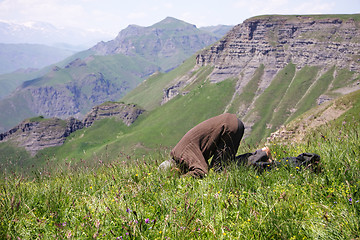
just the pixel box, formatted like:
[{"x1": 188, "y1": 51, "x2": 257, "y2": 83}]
[
  {"x1": 196, "y1": 15, "x2": 360, "y2": 83},
  {"x1": 0, "y1": 102, "x2": 144, "y2": 155},
  {"x1": 162, "y1": 15, "x2": 360, "y2": 139}
]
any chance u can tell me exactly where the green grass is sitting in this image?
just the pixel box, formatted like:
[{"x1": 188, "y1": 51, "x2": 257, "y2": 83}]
[
  {"x1": 1, "y1": 106, "x2": 359, "y2": 239},
  {"x1": 0, "y1": 91, "x2": 35, "y2": 131},
  {"x1": 245, "y1": 63, "x2": 296, "y2": 144},
  {"x1": 243, "y1": 64, "x2": 354, "y2": 144},
  {"x1": 0, "y1": 70, "x2": 45, "y2": 100},
  {"x1": 35, "y1": 78, "x2": 237, "y2": 164},
  {"x1": 273, "y1": 65, "x2": 319, "y2": 126},
  {"x1": 331, "y1": 68, "x2": 357, "y2": 91},
  {"x1": 28, "y1": 116, "x2": 46, "y2": 122},
  {"x1": 288, "y1": 67, "x2": 334, "y2": 122},
  {"x1": 35, "y1": 118, "x2": 130, "y2": 164},
  {"x1": 122, "y1": 56, "x2": 197, "y2": 111},
  {"x1": 0, "y1": 141, "x2": 31, "y2": 172},
  {"x1": 228, "y1": 65, "x2": 265, "y2": 114}
]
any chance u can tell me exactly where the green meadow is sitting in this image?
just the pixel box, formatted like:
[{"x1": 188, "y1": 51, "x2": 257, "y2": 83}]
[{"x1": 1, "y1": 91, "x2": 360, "y2": 239}]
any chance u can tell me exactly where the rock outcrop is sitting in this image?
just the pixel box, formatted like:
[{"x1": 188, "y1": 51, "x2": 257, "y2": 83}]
[
  {"x1": 83, "y1": 102, "x2": 145, "y2": 127},
  {"x1": 0, "y1": 102, "x2": 144, "y2": 155},
  {"x1": 162, "y1": 15, "x2": 360, "y2": 107},
  {"x1": 0, "y1": 117, "x2": 83, "y2": 156},
  {"x1": 159, "y1": 15, "x2": 360, "y2": 142},
  {"x1": 196, "y1": 15, "x2": 360, "y2": 85}
]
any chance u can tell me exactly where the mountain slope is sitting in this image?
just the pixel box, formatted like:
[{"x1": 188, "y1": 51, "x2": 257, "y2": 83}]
[
  {"x1": 200, "y1": 25, "x2": 234, "y2": 38},
  {"x1": 0, "y1": 43, "x2": 75, "y2": 74},
  {"x1": 0, "y1": 17, "x2": 221, "y2": 132},
  {"x1": 118, "y1": 14, "x2": 360, "y2": 145},
  {"x1": 17, "y1": 76, "x2": 236, "y2": 165},
  {"x1": 268, "y1": 88, "x2": 360, "y2": 143},
  {"x1": 1, "y1": 14, "x2": 360, "y2": 165},
  {"x1": 91, "y1": 17, "x2": 218, "y2": 72},
  {"x1": 193, "y1": 14, "x2": 360, "y2": 142}
]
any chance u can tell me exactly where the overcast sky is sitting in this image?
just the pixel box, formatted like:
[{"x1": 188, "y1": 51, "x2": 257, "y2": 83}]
[{"x1": 0, "y1": 0, "x2": 359, "y2": 37}]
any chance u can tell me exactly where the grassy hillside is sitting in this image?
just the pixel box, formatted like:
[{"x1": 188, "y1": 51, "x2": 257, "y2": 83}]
[
  {"x1": 1, "y1": 58, "x2": 358, "y2": 165},
  {"x1": 30, "y1": 77, "x2": 236, "y2": 166},
  {"x1": 121, "y1": 56, "x2": 197, "y2": 111},
  {"x1": 0, "y1": 69, "x2": 48, "y2": 100},
  {"x1": 0, "y1": 91, "x2": 35, "y2": 132},
  {"x1": 0, "y1": 52, "x2": 159, "y2": 131},
  {"x1": 124, "y1": 60, "x2": 358, "y2": 150},
  {"x1": 1, "y1": 91, "x2": 359, "y2": 239},
  {"x1": 22, "y1": 53, "x2": 155, "y2": 89},
  {"x1": 234, "y1": 63, "x2": 358, "y2": 144},
  {"x1": 0, "y1": 49, "x2": 94, "y2": 101}
]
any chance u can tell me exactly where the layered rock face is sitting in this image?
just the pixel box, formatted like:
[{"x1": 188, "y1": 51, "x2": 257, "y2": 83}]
[
  {"x1": 196, "y1": 15, "x2": 360, "y2": 87},
  {"x1": 160, "y1": 15, "x2": 360, "y2": 141},
  {"x1": 83, "y1": 102, "x2": 145, "y2": 127},
  {"x1": 0, "y1": 102, "x2": 144, "y2": 155},
  {"x1": 0, "y1": 117, "x2": 83, "y2": 156}
]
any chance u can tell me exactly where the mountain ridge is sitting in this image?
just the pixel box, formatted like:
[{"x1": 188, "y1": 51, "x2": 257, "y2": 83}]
[
  {"x1": 0, "y1": 43, "x2": 75, "y2": 74},
  {"x1": 0, "y1": 17, "x2": 224, "y2": 132},
  {"x1": 123, "y1": 14, "x2": 360, "y2": 143},
  {"x1": 90, "y1": 17, "x2": 218, "y2": 72},
  {"x1": 1, "y1": 14, "x2": 360, "y2": 163}
]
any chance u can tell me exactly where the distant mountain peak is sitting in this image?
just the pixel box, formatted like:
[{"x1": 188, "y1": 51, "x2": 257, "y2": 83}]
[
  {"x1": 126, "y1": 24, "x2": 143, "y2": 29},
  {"x1": 92, "y1": 17, "x2": 218, "y2": 57},
  {"x1": 158, "y1": 16, "x2": 186, "y2": 24},
  {"x1": 152, "y1": 16, "x2": 196, "y2": 29},
  {"x1": 163, "y1": 16, "x2": 178, "y2": 21}
]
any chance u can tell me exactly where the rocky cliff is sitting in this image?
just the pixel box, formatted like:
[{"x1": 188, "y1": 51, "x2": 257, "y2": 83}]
[
  {"x1": 196, "y1": 15, "x2": 360, "y2": 84},
  {"x1": 0, "y1": 102, "x2": 144, "y2": 155},
  {"x1": 159, "y1": 14, "x2": 360, "y2": 141},
  {"x1": 83, "y1": 102, "x2": 145, "y2": 127},
  {"x1": 163, "y1": 15, "x2": 360, "y2": 108},
  {"x1": 0, "y1": 117, "x2": 82, "y2": 156}
]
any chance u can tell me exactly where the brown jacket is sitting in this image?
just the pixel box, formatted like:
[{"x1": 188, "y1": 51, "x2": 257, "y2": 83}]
[{"x1": 171, "y1": 113, "x2": 244, "y2": 178}]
